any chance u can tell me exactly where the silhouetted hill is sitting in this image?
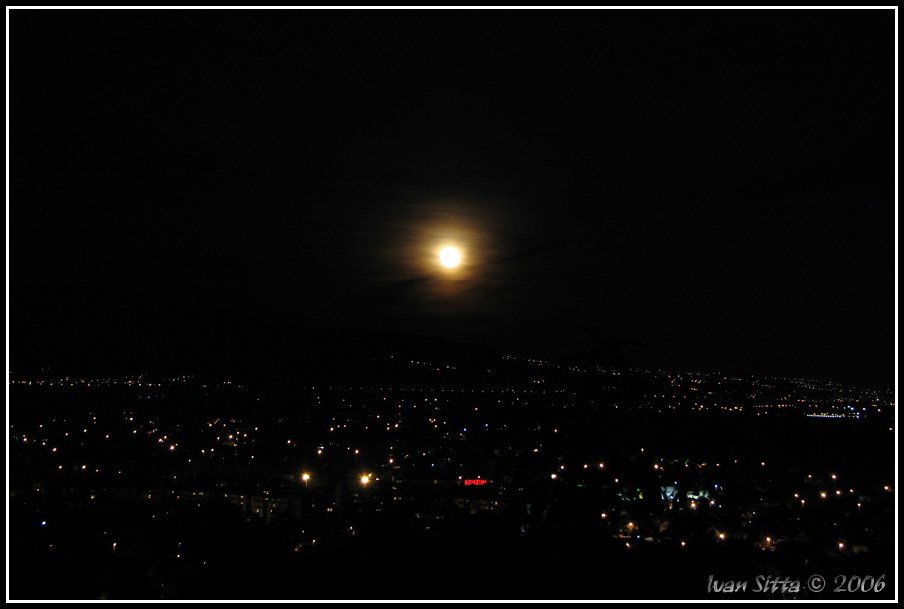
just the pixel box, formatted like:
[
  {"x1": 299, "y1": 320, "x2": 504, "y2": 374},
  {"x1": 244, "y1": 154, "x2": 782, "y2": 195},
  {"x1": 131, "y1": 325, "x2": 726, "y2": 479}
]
[{"x1": 11, "y1": 282, "x2": 503, "y2": 381}]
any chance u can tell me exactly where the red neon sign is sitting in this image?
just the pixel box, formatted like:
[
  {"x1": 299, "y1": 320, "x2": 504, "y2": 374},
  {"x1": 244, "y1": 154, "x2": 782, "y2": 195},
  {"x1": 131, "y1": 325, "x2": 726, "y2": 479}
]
[{"x1": 464, "y1": 479, "x2": 487, "y2": 485}]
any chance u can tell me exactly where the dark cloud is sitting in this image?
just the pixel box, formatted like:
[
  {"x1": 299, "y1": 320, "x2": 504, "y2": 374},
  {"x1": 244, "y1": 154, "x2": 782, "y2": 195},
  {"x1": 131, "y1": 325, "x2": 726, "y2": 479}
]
[{"x1": 12, "y1": 9, "x2": 893, "y2": 386}]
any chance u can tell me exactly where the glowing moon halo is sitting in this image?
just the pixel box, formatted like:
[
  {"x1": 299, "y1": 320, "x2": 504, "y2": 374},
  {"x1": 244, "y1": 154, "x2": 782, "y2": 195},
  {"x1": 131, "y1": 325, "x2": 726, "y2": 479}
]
[{"x1": 439, "y1": 247, "x2": 461, "y2": 268}]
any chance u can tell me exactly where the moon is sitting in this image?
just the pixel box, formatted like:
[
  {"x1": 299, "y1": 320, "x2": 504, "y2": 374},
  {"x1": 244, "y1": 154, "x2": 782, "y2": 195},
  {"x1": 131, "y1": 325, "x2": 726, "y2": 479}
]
[{"x1": 439, "y1": 247, "x2": 461, "y2": 268}]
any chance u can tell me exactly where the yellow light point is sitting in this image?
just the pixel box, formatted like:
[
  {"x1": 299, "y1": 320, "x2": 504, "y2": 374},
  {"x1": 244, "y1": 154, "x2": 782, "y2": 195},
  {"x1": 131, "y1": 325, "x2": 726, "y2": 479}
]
[
  {"x1": 360, "y1": 475, "x2": 370, "y2": 485},
  {"x1": 301, "y1": 473, "x2": 310, "y2": 482},
  {"x1": 439, "y1": 247, "x2": 461, "y2": 268}
]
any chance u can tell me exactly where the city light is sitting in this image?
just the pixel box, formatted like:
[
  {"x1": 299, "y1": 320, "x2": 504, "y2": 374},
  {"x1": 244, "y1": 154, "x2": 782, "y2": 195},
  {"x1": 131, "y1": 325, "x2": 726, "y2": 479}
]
[{"x1": 7, "y1": 340, "x2": 894, "y2": 599}]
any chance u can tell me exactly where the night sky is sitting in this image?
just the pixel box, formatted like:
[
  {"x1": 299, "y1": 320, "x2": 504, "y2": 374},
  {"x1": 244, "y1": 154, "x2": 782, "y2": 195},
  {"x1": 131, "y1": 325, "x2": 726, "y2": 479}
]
[{"x1": 13, "y1": 9, "x2": 894, "y2": 387}]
